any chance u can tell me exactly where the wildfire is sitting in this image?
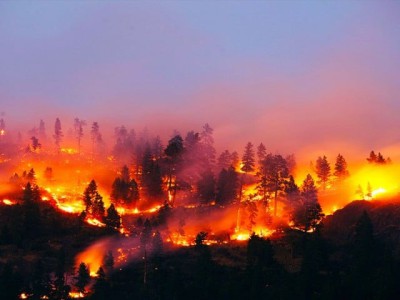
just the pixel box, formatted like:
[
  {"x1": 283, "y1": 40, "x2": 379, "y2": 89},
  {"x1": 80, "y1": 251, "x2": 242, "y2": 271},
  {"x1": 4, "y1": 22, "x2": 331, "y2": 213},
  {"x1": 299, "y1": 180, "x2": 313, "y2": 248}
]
[
  {"x1": 61, "y1": 147, "x2": 78, "y2": 154},
  {"x1": 86, "y1": 218, "x2": 106, "y2": 227},
  {"x1": 116, "y1": 205, "x2": 161, "y2": 216},
  {"x1": 2, "y1": 199, "x2": 15, "y2": 205},
  {"x1": 69, "y1": 292, "x2": 85, "y2": 298},
  {"x1": 231, "y1": 226, "x2": 274, "y2": 241},
  {"x1": 167, "y1": 233, "x2": 194, "y2": 247}
]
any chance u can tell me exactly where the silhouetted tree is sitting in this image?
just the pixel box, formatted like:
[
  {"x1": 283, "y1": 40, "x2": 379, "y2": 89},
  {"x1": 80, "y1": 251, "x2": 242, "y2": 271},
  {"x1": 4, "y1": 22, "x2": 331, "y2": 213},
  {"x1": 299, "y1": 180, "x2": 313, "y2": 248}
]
[
  {"x1": 103, "y1": 251, "x2": 114, "y2": 275},
  {"x1": 334, "y1": 153, "x2": 349, "y2": 181},
  {"x1": 292, "y1": 174, "x2": 324, "y2": 232},
  {"x1": 164, "y1": 135, "x2": 184, "y2": 205},
  {"x1": 196, "y1": 169, "x2": 216, "y2": 204},
  {"x1": 83, "y1": 179, "x2": 100, "y2": 214},
  {"x1": 285, "y1": 154, "x2": 296, "y2": 175},
  {"x1": 216, "y1": 166, "x2": 239, "y2": 206},
  {"x1": 258, "y1": 154, "x2": 289, "y2": 217},
  {"x1": 200, "y1": 123, "x2": 216, "y2": 170},
  {"x1": 38, "y1": 119, "x2": 46, "y2": 141},
  {"x1": 111, "y1": 165, "x2": 140, "y2": 206},
  {"x1": 141, "y1": 147, "x2": 164, "y2": 201},
  {"x1": 141, "y1": 219, "x2": 152, "y2": 285},
  {"x1": 92, "y1": 267, "x2": 110, "y2": 300},
  {"x1": 315, "y1": 155, "x2": 331, "y2": 189},
  {"x1": 22, "y1": 182, "x2": 41, "y2": 236},
  {"x1": 53, "y1": 117, "x2": 63, "y2": 153},
  {"x1": 91, "y1": 121, "x2": 102, "y2": 158},
  {"x1": 74, "y1": 118, "x2": 86, "y2": 154},
  {"x1": 75, "y1": 262, "x2": 90, "y2": 294},
  {"x1": 105, "y1": 204, "x2": 121, "y2": 229},
  {"x1": 257, "y1": 143, "x2": 267, "y2": 166},
  {"x1": 217, "y1": 150, "x2": 232, "y2": 171},
  {"x1": 241, "y1": 142, "x2": 255, "y2": 173},
  {"x1": 30, "y1": 136, "x2": 41, "y2": 152},
  {"x1": 92, "y1": 194, "x2": 105, "y2": 221},
  {"x1": 195, "y1": 231, "x2": 208, "y2": 248}
]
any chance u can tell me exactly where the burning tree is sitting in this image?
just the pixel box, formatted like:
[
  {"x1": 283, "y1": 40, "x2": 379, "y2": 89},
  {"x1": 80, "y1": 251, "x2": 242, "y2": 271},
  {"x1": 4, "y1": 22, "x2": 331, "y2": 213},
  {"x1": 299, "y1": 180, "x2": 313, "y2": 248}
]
[
  {"x1": 110, "y1": 165, "x2": 140, "y2": 207},
  {"x1": 0, "y1": 118, "x2": 5, "y2": 136},
  {"x1": 83, "y1": 180, "x2": 105, "y2": 222},
  {"x1": 241, "y1": 142, "x2": 255, "y2": 174},
  {"x1": 257, "y1": 154, "x2": 289, "y2": 217},
  {"x1": 292, "y1": 174, "x2": 324, "y2": 232},
  {"x1": 164, "y1": 134, "x2": 184, "y2": 205}
]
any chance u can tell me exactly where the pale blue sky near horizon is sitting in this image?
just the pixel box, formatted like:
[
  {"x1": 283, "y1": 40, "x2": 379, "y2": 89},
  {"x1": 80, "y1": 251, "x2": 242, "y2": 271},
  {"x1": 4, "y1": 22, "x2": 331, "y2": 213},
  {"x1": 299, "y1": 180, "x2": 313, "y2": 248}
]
[{"x1": 0, "y1": 1, "x2": 399, "y2": 155}]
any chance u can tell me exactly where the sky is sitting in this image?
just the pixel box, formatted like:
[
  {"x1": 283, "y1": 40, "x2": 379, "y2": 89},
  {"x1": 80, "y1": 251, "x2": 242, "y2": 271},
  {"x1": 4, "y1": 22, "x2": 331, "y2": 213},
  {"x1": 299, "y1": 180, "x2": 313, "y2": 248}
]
[{"x1": 0, "y1": 1, "x2": 399, "y2": 158}]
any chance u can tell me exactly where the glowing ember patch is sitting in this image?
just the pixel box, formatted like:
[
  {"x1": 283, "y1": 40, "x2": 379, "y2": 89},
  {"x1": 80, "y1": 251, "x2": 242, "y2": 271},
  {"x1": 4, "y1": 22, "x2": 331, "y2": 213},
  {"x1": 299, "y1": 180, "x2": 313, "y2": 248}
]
[
  {"x1": 371, "y1": 188, "x2": 386, "y2": 198},
  {"x1": 41, "y1": 196, "x2": 49, "y2": 201},
  {"x1": 231, "y1": 232, "x2": 250, "y2": 241},
  {"x1": 61, "y1": 148, "x2": 78, "y2": 154},
  {"x1": 86, "y1": 218, "x2": 106, "y2": 227},
  {"x1": 3, "y1": 199, "x2": 15, "y2": 205},
  {"x1": 58, "y1": 204, "x2": 76, "y2": 213},
  {"x1": 19, "y1": 293, "x2": 29, "y2": 299},
  {"x1": 69, "y1": 292, "x2": 85, "y2": 298},
  {"x1": 231, "y1": 227, "x2": 274, "y2": 241}
]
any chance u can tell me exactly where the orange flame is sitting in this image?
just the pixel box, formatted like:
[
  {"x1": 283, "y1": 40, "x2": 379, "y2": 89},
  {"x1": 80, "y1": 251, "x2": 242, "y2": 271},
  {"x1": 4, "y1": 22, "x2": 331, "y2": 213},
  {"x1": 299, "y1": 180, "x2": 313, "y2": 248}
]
[{"x1": 86, "y1": 218, "x2": 106, "y2": 227}]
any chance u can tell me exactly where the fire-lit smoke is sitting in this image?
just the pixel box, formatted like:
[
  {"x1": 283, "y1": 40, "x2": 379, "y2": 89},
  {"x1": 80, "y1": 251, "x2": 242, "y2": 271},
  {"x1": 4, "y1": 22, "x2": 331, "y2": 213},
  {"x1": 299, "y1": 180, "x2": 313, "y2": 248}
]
[{"x1": 75, "y1": 236, "x2": 142, "y2": 277}]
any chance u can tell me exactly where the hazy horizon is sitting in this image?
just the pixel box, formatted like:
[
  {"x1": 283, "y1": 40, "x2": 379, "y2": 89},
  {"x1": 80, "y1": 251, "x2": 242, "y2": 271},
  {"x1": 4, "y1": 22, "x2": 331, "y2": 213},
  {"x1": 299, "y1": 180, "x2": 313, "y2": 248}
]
[{"x1": 1, "y1": 1, "x2": 399, "y2": 159}]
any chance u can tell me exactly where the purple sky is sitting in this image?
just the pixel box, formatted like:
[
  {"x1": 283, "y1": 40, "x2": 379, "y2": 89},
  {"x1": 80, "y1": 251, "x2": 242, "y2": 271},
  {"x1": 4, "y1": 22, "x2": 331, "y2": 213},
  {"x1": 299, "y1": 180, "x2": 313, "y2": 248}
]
[{"x1": 1, "y1": 1, "x2": 399, "y2": 157}]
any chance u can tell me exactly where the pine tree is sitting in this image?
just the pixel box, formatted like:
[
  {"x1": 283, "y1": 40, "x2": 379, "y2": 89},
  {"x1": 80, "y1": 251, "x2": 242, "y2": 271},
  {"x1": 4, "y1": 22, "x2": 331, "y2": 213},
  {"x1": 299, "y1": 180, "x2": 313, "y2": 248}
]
[
  {"x1": 292, "y1": 174, "x2": 324, "y2": 232},
  {"x1": 83, "y1": 180, "x2": 98, "y2": 214},
  {"x1": 75, "y1": 263, "x2": 90, "y2": 294},
  {"x1": 367, "y1": 150, "x2": 377, "y2": 163},
  {"x1": 92, "y1": 267, "x2": 109, "y2": 300},
  {"x1": 196, "y1": 169, "x2": 216, "y2": 204},
  {"x1": 257, "y1": 154, "x2": 289, "y2": 217},
  {"x1": 216, "y1": 167, "x2": 239, "y2": 206},
  {"x1": 256, "y1": 143, "x2": 267, "y2": 165},
  {"x1": 334, "y1": 153, "x2": 349, "y2": 180},
  {"x1": 241, "y1": 142, "x2": 255, "y2": 173},
  {"x1": 92, "y1": 194, "x2": 105, "y2": 221},
  {"x1": 105, "y1": 204, "x2": 121, "y2": 229},
  {"x1": 315, "y1": 155, "x2": 331, "y2": 189},
  {"x1": 91, "y1": 122, "x2": 101, "y2": 158},
  {"x1": 200, "y1": 123, "x2": 216, "y2": 169},
  {"x1": 74, "y1": 118, "x2": 86, "y2": 154},
  {"x1": 103, "y1": 251, "x2": 114, "y2": 275},
  {"x1": 217, "y1": 150, "x2": 232, "y2": 170},
  {"x1": 53, "y1": 118, "x2": 63, "y2": 153}
]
